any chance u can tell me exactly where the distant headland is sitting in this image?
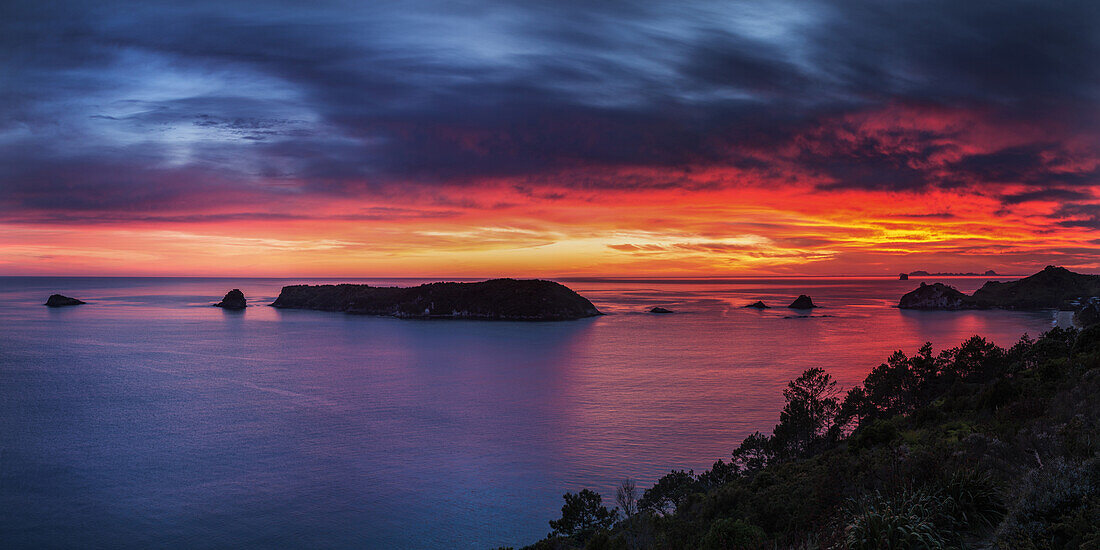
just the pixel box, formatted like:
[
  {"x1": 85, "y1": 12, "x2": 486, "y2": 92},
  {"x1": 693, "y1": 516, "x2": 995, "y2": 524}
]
[
  {"x1": 899, "y1": 265, "x2": 1100, "y2": 312},
  {"x1": 907, "y1": 269, "x2": 999, "y2": 277},
  {"x1": 271, "y1": 278, "x2": 601, "y2": 321}
]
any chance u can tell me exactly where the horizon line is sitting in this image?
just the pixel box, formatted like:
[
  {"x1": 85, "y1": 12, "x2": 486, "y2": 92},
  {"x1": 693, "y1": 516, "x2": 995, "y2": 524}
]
[{"x1": 0, "y1": 273, "x2": 1035, "y2": 280}]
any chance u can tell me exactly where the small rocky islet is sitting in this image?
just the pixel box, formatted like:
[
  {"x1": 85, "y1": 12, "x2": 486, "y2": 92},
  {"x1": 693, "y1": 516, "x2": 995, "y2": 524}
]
[
  {"x1": 214, "y1": 289, "x2": 247, "y2": 310},
  {"x1": 44, "y1": 294, "x2": 85, "y2": 307},
  {"x1": 788, "y1": 295, "x2": 817, "y2": 309},
  {"x1": 44, "y1": 266, "x2": 1100, "y2": 323},
  {"x1": 743, "y1": 297, "x2": 818, "y2": 311}
]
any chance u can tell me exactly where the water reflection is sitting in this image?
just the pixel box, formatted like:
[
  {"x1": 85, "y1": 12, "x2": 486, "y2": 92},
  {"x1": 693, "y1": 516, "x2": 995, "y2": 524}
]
[{"x1": 0, "y1": 276, "x2": 1061, "y2": 549}]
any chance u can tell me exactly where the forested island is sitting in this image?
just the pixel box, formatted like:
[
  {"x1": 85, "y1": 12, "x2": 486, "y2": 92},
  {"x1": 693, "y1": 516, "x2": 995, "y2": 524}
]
[
  {"x1": 513, "y1": 325, "x2": 1100, "y2": 549},
  {"x1": 271, "y1": 278, "x2": 601, "y2": 320}
]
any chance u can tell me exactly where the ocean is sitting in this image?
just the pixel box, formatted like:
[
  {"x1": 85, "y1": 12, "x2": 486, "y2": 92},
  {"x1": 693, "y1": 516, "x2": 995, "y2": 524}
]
[{"x1": 0, "y1": 276, "x2": 1061, "y2": 548}]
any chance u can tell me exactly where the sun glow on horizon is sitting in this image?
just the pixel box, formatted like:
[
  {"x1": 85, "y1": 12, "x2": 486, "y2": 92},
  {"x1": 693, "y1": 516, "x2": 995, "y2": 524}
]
[
  {"x1": 3, "y1": 4, "x2": 1099, "y2": 277},
  {"x1": 4, "y1": 170, "x2": 1097, "y2": 277}
]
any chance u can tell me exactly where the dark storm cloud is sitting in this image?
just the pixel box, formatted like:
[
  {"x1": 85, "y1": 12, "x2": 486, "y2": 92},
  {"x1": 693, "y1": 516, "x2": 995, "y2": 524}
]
[
  {"x1": 949, "y1": 143, "x2": 1100, "y2": 205},
  {"x1": 0, "y1": 156, "x2": 260, "y2": 212},
  {"x1": 1, "y1": 0, "x2": 1098, "y2": 219},
  {"x1": 1002, "y1": 189, "x2": 1093, "y2": 205},
  {"x1": 1053, "y1": 204, "x2": 1100, "y2": 230},
  {"x1": 810, "y1": 0, "x2": 1100, "y2": 104},
  {"x1": 951, "y1": 144, "x2": 1054, "y2": 184},
  {"x1": 799, "y1": 126, "x2": 955, "y2": 191}
]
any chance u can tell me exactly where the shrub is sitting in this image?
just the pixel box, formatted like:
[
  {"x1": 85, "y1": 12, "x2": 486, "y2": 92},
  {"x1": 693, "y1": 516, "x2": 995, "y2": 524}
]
[
  {"x1": 937, "y1": 469, "x2": 1005, "y2": 529},
  {"x1": 843, "y1": 489, "x2": 949, "y2": 549},
  {"x1": 848, "y1": 417, "x2": 900, "y2": 451},
  {"x1": 996, "y1": 458, "x2": 1100, "y2": 548},
  {"x1": 700, "y1": 518, "x2": 766, "y2": 550}
]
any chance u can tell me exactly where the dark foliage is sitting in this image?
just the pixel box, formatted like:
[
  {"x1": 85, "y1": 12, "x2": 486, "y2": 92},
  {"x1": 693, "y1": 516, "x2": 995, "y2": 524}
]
[
  {"x1": 524, "y1": 326, "x2": 1100, "y2": 549},
  {"x1": 639, "y1": 471, "x2": 699, "y2": 516},
  {"x1": 549, "y1": 489, "x2": 619, "y2": 542},
  {"x1": 772, "y1": 367, "x2": 840, "y2": 459}
]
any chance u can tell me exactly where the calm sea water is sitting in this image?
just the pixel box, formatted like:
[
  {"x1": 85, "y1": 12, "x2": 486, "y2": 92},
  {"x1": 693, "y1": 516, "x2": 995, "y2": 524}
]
[{"x1": 0, "y1": 276, "x2": 1061, "y2": 549}]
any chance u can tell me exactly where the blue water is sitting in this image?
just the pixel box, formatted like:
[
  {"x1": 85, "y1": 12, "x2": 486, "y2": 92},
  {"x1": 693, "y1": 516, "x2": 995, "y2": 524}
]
[{"x1": 0, "y1": 276, "x2": 1060, "y2": 548}]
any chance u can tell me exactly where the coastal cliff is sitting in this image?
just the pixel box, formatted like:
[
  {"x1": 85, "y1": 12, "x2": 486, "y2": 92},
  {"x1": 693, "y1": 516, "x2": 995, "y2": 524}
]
[
  {"x1": 900, "y1": 266, "x2": 1100, "y2": 310},
  {"x1": 271, "y1": 278, "x2": 601, "y2": 320}
]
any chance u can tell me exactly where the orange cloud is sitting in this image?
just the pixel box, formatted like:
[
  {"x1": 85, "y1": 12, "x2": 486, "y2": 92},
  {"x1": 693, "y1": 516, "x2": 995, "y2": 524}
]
[{"x1": 3, "y1": 104, "x2": 1099, "y2": 276}]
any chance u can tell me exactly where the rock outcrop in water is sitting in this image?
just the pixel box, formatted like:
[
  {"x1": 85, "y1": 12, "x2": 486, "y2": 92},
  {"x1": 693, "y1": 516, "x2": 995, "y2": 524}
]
[
  {"x1": 745, "y1": 301, "x2": 769, "y2": 309},
  {"x1": 45, "y1": 294, "x2": 85, "y2": 307},
  {"x1": 649, "y1": 307, "x2": 673, "y2": 314},
  {"x1": 788, "y1": 295, "x2": 817, "y2": 309},
  {"x1": 214, "y1": 289, "x2": 247, "y2": 310},
  {"x1": 271, "y1": 278, "x2": 601, "y2": 321},
  {"x1": 899, "y1": 273, "x2": 909, "y2": 280},
  {"x1": 898, "y1": 282, "x2": 978, "y2": 310},
  {"x1": 899, "y1": 266, "x2": 1100, "y2": 310}
]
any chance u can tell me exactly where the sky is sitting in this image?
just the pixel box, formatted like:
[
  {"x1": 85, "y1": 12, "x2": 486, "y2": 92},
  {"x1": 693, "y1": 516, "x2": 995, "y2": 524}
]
[{"x1": 2, "y1": 0, "x2": 1099, "y2": 277}]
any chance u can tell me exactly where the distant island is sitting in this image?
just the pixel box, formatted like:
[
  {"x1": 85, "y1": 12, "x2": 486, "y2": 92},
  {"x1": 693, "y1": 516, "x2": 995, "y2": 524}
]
[
  {"x1": 271, "y1": 278, "x2": 601, "y2": 321},
  {"x1": 908, "y1": 269, "x2": 999, "y2": 276},
  {"x1": 899, "y1": 265, "x2": 1100, "y2": 311}
]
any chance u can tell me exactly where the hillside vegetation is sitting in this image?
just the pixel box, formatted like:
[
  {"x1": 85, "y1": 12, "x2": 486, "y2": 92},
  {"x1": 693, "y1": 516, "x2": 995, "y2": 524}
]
[{"x1": 514, "y1": 325, "x2": 1100, "y2": 549}]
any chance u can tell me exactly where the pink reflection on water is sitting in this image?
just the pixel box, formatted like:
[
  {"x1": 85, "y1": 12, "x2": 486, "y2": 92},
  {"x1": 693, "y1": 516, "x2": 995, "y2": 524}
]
[{"x1": 0, "y1": 276, "x2": 1059, "y2": 548}]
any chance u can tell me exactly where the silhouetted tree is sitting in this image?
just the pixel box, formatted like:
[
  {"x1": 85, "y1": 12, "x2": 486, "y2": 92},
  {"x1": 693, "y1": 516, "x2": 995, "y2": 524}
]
[
  {"x1": 771, "y1": 367, "x2": 840, "y2": 458},
  {"x1": 731, "y1": 432, "x2": 773, "y2": 473},
  {"x1": 697, "y1": 459, "x2": 739, "y2": 490},
  {"x1": 863, "y1": 350, "x2": 920, "y2": 417},
  {"x1": 616, "y1": 478, "x2": 645, "y2": 550},
  {"x1": 834, "y1": 386, "x2": 870, "y2": 435},
  {"x1": 616, "y1": 478, "x2": 638, "y2": 517},
  {"x1": 835, "y1": 342, "x2": 950, "y2": 433},
  {"x1": 549, "y1": 489, "x2": 618, "y2": 541},
  {"x1": 908, "y1": 342, "x2": 942, "y2": 388},
  {"x1": 639, "y1": 470, "x2": 698, "y2": 515},
  {"x1": 943, "y1": 335, "x2": 1004, "y2": 382}
]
